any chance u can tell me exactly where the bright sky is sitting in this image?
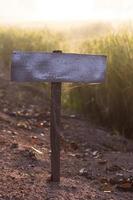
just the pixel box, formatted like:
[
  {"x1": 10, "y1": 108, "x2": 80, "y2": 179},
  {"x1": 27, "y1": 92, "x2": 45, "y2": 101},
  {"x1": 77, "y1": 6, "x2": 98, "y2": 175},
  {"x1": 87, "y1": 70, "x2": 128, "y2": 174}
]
[{"x1": 0, "y1": 0, "x2": 133, "y2": 22}]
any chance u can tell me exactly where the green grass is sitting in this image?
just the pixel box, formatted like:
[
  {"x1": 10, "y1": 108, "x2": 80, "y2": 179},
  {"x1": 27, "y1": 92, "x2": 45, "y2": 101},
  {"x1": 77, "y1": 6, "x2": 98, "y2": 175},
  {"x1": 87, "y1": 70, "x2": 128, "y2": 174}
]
[
  {"x1": 68, "y1": 31, "x2": 133, "y2": 138},
  {"x1": 0, "y1": 25, "x2": 133, "y2": 138},
  {"x1": 0, "y1": 26, "x2": 68, "y2": 77}
]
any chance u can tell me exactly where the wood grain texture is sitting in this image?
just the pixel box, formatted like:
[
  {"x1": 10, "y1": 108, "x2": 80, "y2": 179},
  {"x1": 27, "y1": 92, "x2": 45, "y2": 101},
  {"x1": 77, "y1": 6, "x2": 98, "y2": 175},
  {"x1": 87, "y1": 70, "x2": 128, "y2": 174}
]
[{"x1": 11, "y1": 51, "x2": 107, "y2": 83}]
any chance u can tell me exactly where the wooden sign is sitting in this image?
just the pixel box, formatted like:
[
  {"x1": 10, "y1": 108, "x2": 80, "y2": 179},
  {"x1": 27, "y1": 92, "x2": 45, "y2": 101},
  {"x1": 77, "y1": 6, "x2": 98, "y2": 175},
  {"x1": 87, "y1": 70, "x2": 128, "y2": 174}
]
[
  {"x1": 11, "y1": 51, "x2": 107, "y2": 183},
  {"x1": 11, "y1": 51, "x2": 106, "y2": 83}
]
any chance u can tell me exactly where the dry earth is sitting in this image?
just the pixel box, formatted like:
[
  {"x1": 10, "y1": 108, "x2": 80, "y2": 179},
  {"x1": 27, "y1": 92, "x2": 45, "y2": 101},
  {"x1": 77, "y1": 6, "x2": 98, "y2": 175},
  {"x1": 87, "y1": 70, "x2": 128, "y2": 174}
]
[{"x1": 0, "y1": 80, "x2": 133, "y2": 200}]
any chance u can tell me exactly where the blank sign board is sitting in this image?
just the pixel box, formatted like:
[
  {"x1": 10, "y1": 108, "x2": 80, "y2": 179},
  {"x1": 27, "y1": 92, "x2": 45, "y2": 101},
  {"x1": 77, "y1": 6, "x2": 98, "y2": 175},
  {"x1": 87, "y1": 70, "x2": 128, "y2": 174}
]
[{"x1": 11, "y1": 51, "x2": 107, "y2": 83}]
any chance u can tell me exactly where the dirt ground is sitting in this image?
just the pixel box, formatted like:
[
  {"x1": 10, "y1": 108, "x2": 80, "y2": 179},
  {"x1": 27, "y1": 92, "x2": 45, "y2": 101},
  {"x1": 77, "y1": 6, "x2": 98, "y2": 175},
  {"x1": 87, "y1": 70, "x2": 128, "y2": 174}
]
[{"x1": 0, "y1": 81, "x2": 133, "y2": 200}]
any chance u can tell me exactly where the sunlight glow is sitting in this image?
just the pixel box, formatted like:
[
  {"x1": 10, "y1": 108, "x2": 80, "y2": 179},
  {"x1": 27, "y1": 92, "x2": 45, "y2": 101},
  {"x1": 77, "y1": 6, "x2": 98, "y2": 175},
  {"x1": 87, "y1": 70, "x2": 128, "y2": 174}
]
[
  {"x1": 0, "y1": 0, "x2": 132, "y2": 22},
  {"x1": 34, "y1": 0, "x2": 94, "y2": 21}
]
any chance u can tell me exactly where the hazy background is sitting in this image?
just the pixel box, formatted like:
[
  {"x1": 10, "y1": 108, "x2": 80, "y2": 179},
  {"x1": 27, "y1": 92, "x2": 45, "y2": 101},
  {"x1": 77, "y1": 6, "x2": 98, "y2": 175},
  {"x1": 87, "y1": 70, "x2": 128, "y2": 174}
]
[
  {"x1": 0, "y1": 0, "x2": 132, "y2": 22},
  {"x1": 0, "y1": 0, "x2": 133, "y2": 138}
]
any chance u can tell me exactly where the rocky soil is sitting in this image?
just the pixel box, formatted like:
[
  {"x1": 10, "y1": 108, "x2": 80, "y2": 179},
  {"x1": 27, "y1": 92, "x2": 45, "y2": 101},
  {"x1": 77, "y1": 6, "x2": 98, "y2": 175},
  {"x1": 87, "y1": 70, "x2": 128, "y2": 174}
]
[{"x1": 0, "y1": 80, "x2": 133, "y2": 200}]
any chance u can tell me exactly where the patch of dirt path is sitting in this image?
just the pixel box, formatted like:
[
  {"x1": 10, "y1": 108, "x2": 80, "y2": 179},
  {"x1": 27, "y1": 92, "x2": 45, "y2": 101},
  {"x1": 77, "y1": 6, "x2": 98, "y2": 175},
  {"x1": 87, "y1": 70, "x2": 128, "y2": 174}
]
[{"x1": 0, "y1": 108, "x2": 133, "y2": 200}]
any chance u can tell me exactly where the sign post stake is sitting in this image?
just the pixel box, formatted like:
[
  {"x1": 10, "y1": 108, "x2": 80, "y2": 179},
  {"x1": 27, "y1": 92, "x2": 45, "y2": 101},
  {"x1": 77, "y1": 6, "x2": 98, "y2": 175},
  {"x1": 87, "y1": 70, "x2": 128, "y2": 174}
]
[
  {"x1": 50, "y1": 50, "x2": 62, "y2": 182},
  {"x1": 50, "y1": 82, "x2": 61, "y2": 182}
]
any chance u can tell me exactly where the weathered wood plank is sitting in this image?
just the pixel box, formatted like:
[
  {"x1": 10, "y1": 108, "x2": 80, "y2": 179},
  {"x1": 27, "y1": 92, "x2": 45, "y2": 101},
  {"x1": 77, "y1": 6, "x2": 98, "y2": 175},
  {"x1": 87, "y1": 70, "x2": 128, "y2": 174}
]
[{"x1": 11, "y1": 51, "x2": 106, "y2": 83}]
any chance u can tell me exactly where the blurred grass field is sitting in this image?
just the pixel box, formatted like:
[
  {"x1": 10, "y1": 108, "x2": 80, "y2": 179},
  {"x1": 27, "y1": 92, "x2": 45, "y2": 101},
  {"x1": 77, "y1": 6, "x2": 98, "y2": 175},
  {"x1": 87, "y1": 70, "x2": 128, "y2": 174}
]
[{"x1": 0, "y1": 23, "x2": 133, "y2": 138}]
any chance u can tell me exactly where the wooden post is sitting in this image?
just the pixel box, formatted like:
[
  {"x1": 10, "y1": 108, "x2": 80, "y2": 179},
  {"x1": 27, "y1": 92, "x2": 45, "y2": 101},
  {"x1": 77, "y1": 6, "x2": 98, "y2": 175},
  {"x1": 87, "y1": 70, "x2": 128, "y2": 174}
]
[
  {"x1": 50, "y1": 82, "x2": 61, "y2": 182},
  {"x1": 50, "y1": 50, "x2": 62, "y2": 182}
]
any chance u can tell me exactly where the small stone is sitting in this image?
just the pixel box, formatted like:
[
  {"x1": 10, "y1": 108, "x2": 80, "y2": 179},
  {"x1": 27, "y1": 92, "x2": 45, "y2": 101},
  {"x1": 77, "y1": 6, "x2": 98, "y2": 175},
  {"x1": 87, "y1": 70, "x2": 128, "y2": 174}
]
[
  {"x1": 70, "y1": 114, "x2": 76, "y2": 118},
  {"x1": 79, "y1": 168, "x2": 88, "y2": 176},
  {"x1": 7, "y1": 130, "x2": 12, "y2": 134},
  {"x1": 92, "y1": 151, "x2": 98, "y2": 156},
  {"x1": 68, "y1": 153, "x2": 76, "y2": 157},
  {"x1": 40, "y1": 122, "x2": 44, "y2": 126},
  {"x1": 85, "y1": 148, "x2": 91, "y2": 152},
  {"x1": 13, "y1": 131, "x2": 18, "y2": 135},
  {"x1": 31, "y1": 136, "x2": 38, "y2": 139}
]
